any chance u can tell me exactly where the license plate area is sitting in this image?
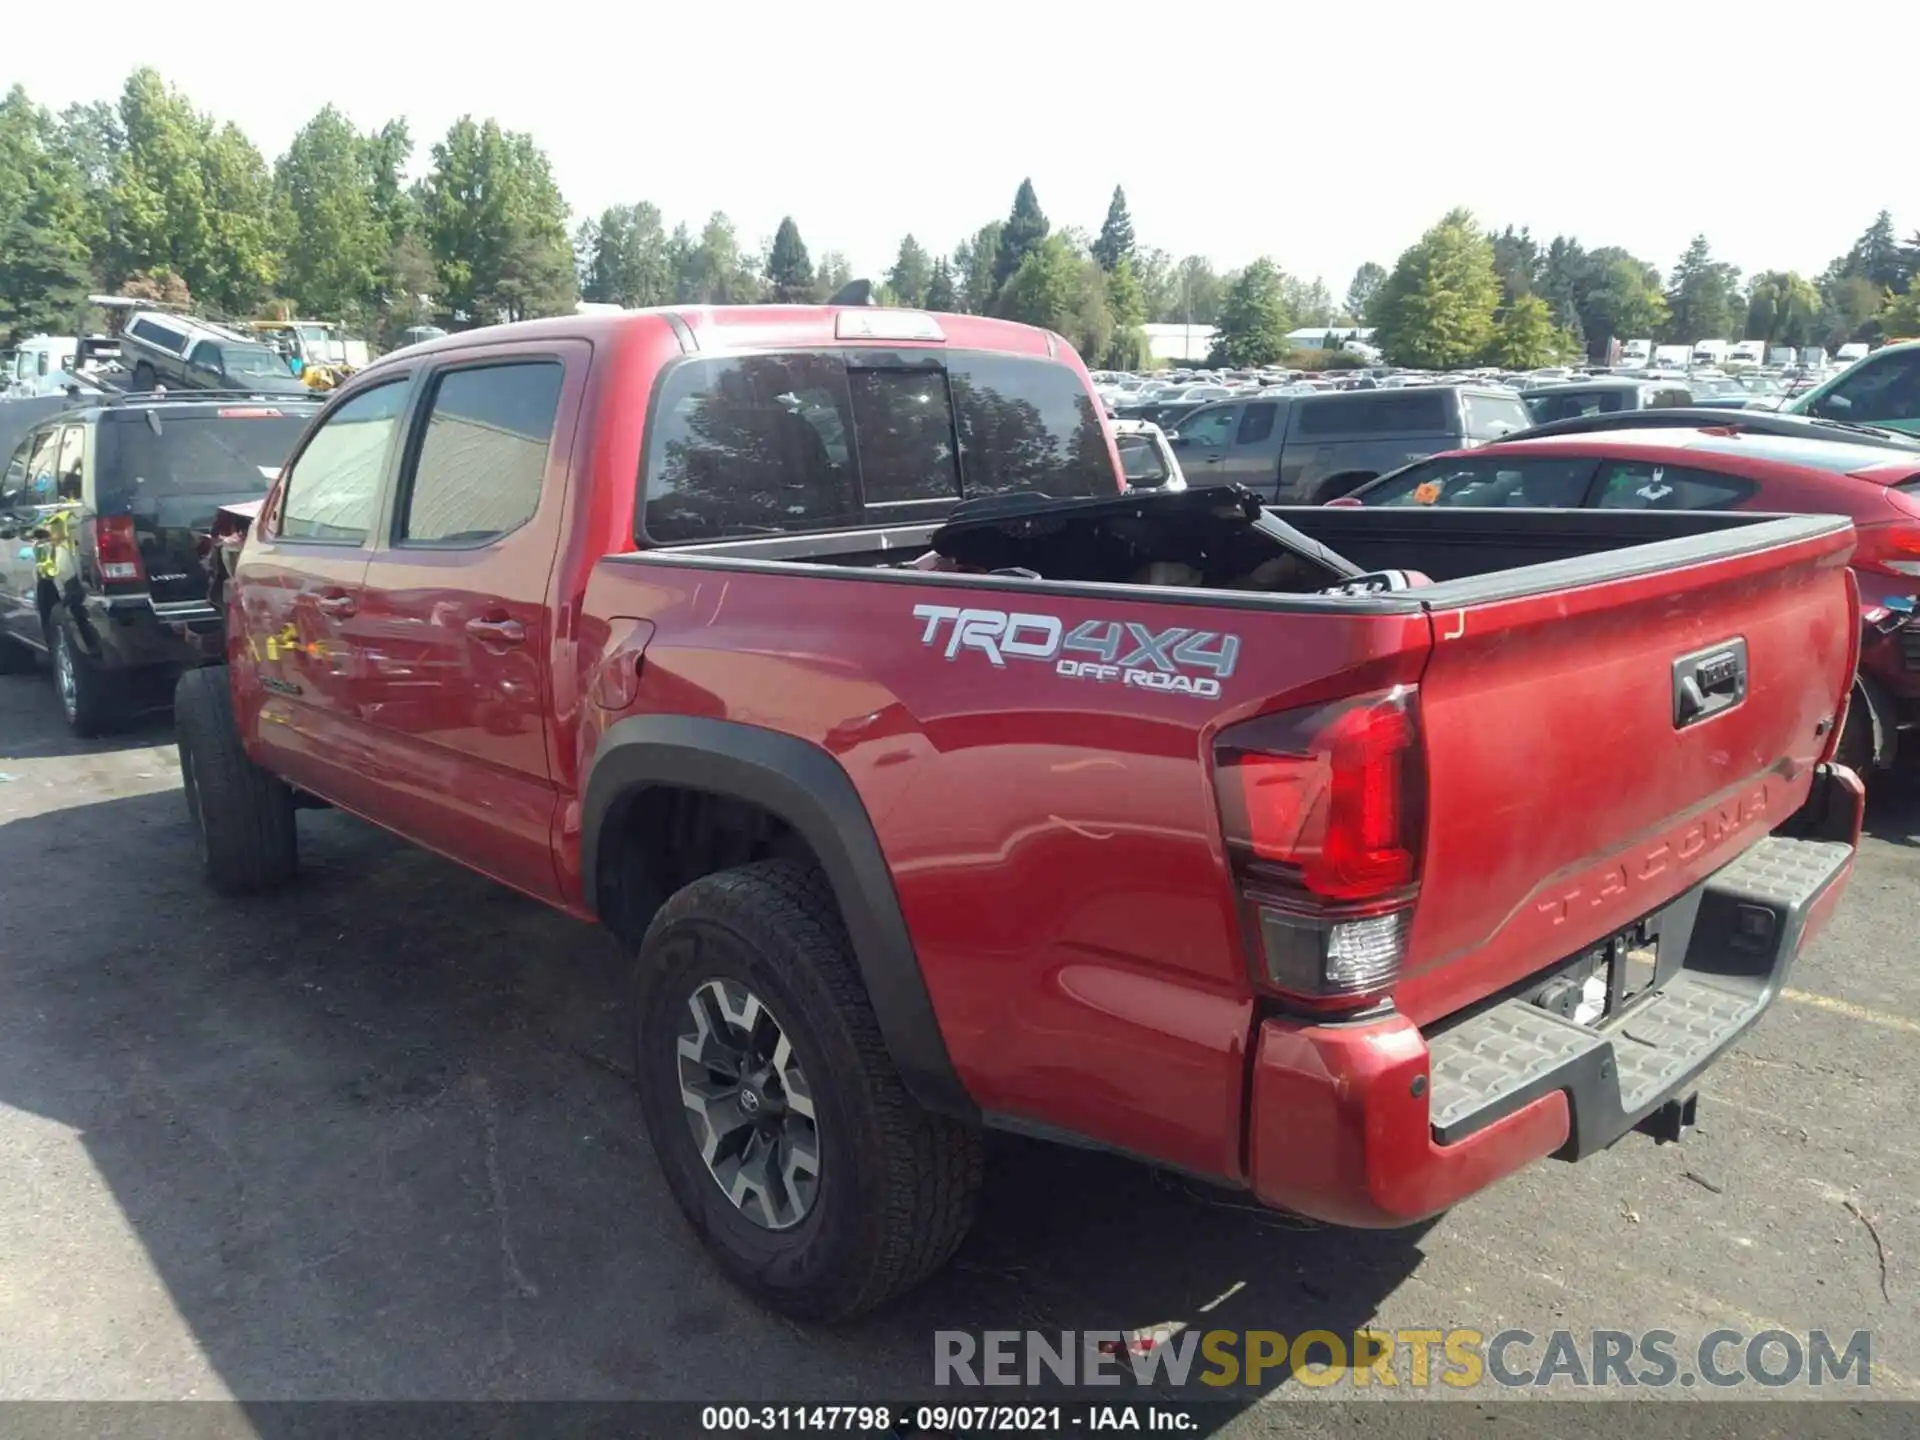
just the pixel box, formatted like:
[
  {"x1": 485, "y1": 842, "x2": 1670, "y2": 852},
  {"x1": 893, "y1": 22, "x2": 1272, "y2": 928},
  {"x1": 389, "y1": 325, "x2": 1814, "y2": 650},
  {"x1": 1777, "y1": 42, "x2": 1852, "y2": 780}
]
[{"x1": 1530, "y1": 920, "x2": 1666, "y2": 1026}]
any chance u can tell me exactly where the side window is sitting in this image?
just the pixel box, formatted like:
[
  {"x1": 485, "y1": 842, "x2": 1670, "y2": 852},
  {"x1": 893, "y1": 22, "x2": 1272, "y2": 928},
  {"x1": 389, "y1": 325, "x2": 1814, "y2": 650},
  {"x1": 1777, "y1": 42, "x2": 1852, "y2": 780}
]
[
  {"x1": 278, "y1": 381, "x2": 409, "y2": 543},
  {"x1": 1, "y1": 436, "x2": 33, "y2": 504},
  {"x1": 1461, "y1": 391, "x2": 1532, "y2": 437},
  {"x1": 1362, "y1": 455, "x2": 1594, "y2": 508},
  {"x1": 1821, "y1": 352, "x2": 1920, "y2": 424},
  {"x1": 1593, "y1": 461, "x2": 1754, "y2": 510},
  {"x1": 400, "y1": 362, "x2": 564, "y2": 545},
  {"x1": 1177, "y1": 405, "x2": 1240, "y2": 449},
  {"x1": 189, "y1": 341, "x2": 223, "y2": 376},
  {"x1": 55, "y1": 425, "x2": 85, "y2": 501},
  {"x1": 1235, "y1": 402, "x2": 1278, "y2": 445},
  {"x1": 37, "y1": 350, "x2": 50, "y2": 377}
]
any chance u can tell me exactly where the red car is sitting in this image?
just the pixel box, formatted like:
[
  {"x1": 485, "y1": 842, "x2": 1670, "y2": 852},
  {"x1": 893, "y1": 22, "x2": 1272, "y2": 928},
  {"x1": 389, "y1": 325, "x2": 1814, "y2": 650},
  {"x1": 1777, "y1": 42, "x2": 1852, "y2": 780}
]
[
  {"x1": 174, "y1": 312, "x2": 1861, "y2": 1319},
  {"x1": 1342, "y1": 414, "x2": 1920, "y2": 772}
]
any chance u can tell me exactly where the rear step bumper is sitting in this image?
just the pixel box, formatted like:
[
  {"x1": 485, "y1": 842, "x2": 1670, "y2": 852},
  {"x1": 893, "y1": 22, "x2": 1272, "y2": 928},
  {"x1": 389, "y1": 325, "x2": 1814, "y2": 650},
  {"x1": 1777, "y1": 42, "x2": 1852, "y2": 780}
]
[{"x1": 1245, "y1": 768, "x2": 1862, "y2": 1229}]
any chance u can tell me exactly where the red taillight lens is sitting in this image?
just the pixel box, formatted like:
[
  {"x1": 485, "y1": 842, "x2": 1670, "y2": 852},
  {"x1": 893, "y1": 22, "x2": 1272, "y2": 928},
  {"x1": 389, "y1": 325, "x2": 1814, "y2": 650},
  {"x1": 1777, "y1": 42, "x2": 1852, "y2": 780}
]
[
  {"x1": 1854, "y1": 520, "x2": 1920, "y2": 579},
  {"x1": 85, "y1": 515, "x2": 146, "y2": 585},
  {"x1": 1215, "y1": 687, "x2": 1425, "y2": 1010}
]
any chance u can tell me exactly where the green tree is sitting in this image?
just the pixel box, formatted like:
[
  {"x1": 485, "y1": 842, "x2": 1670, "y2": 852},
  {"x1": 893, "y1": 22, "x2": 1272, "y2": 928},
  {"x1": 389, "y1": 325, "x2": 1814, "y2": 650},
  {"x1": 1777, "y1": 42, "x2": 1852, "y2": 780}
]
[
  {"x1": 1745, "y1": 270, "x2": 1822, "y2": 347},
  {"x1": 924, "y1": 257, "x2": 958, "y2": 313},
  {"x1": 1172, "y1": 255, "x2": 1223, "y2": 324},
  {"x1": 1369, "y1": 208, "x2": 1501, "y2": 368},
  {"x1": 1106, "y1": 254, "x2": 1146, "y2": 330},
  {"x1": 954, "y1": 221, "x2": 1001, "y2": 314},
  {"x1": 1282, "y1": 275, "x2": 1335, "y2": 327},
  {"x1": 1662, "y1": 235, "x2": 1741, "y2": 344},
  {"x1": 1344, "y1": 261, "x2": 1386, "y2": 323},
  {"x1": 1841, "y1": 210, "x2": 1905, "y2": 291},
  {"x1": 1485, "y1": 294, "x2": 1564, "y2": 368},
  {"x1": 1879, "y1": 287, "x2": 1920, "y2": 338},
  {"x1": 813, "y1": 249, "x2": 852, "y2": 302},
  {"x1": 996, "y1": 233, "x2": 1079, "y2": 330},
  {"x1": 1488, "y1": 225, "x2": 1540, "y2": 306},
  {"x1": 420, "y1": 115, "x2": 575, "y2": 321},
  {"x1": 992, "y1": 179, "x2": 1049, "y2": 293},
  {"x1": 363, "y1": 119, "x2": 417, "y2": 249},
  {"x1": 1536, "y1": 234, "x2": 1587, "y2": 347},
  {"x1": 887, "y1": 233, "x2": 932, "y2": 307},
  {"x1": 1067, "y1": 255, "x2": 1116, "y2": 365},
  {"x1": 274, "y1": 105, "x2": 385, "y2": 321},
  {"x1": 582, "y1": 201, "x2": 672, "y2": 308},
  {"x1": 50, "y1": 99, "x2": 118, "y2": 257},
  {"x1": 766, "y1": 215, "x2": 814, "y2": 301},
  {"x1": 1819, "y1": 270, "x2": 1883, "y2": 348},
  {"x1": 1091, "y1": 185, "x2": 1134, "y2": 272},
  {"x1": 1574, "y1": 249, "x2": 1666, "y2": 354},
  {"x1": 1210, "y1": 258, "x2": 1296, "y2": 367},
  {"x1": 1134, "y1": 247, "x2": 1179, "y2": 321}
]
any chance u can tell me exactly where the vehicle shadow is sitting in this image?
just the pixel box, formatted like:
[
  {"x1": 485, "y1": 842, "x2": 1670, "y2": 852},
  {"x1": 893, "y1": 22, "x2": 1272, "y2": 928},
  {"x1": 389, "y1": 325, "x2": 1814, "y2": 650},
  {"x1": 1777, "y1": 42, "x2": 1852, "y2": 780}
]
[
  {"x1": 1864, "y1": 766, "x2": 1920, "y2": 847},
  {"x1": 0, "y1": 787, "x2": 1431, "y2": 1423},
  {"x1": 0, "y1": 674, "x2": 176, "y2": 760}
]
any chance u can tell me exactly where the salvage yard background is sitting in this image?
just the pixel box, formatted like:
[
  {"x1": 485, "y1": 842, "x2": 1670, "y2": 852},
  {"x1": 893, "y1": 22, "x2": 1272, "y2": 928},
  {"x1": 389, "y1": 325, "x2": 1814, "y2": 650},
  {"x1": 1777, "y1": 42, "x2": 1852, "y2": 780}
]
[{"x1": 0, "y1": 673, "x2": 1912, "y2": 1422}]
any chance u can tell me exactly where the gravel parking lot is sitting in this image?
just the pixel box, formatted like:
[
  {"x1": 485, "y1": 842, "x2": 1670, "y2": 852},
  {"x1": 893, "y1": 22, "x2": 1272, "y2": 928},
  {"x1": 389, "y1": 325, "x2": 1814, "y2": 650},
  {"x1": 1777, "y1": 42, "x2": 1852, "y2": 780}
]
[{"x1": 1, "y1": 671, "x2": 1914, "y2": 1428}]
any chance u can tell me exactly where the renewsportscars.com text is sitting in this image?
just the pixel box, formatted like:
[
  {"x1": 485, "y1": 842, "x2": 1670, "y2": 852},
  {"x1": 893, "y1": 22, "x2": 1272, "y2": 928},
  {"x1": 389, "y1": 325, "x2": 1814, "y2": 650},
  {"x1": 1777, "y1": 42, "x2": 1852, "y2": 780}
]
[{"x1": 934, "y1": 1327, "x2": 1873, "y2": 1390}]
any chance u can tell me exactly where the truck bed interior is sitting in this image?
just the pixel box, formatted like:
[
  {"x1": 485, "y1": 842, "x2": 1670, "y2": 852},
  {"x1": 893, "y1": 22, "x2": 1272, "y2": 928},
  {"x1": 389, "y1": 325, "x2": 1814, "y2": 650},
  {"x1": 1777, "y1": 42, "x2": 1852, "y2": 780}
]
[{"x1": 651, "y1": 485, "x2": 1822, "y2": 605}]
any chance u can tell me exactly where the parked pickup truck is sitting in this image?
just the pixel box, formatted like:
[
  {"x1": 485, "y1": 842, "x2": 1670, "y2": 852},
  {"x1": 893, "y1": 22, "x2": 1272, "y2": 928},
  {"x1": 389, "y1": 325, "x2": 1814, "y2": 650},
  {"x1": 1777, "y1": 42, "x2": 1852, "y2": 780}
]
[
  {"x1": 179, "y1": 305, "x2": 1865, "y2": 1321},
  {"x1": 1168, "y1": 383, "x2": 1531, "y2": 502}
]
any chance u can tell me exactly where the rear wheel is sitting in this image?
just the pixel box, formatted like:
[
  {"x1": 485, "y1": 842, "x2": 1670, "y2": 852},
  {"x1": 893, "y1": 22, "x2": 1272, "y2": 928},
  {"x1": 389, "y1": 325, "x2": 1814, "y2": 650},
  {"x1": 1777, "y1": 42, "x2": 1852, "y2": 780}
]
[
  {"x1": 49, "y1": 619, "x2": 119, "y2": 737},
  {"x1": 174, "y1": 666, "x2": 298, "y2": 893},
  {"x1": 633, "y1": 859, "x2": 983, "y2": 1320}
]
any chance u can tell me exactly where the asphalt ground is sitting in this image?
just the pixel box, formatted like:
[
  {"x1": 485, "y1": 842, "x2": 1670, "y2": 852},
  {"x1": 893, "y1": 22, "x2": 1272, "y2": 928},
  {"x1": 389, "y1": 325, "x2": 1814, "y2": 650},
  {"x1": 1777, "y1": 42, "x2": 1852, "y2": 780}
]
[{"x1": 0, "y1": 669, "x2": 1913, "y2": 1436}]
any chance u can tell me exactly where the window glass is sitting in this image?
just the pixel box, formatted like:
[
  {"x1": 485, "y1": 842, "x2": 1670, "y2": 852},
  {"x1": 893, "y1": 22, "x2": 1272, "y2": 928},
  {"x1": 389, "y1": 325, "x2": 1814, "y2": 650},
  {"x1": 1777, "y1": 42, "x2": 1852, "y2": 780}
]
[
  {"x1": 95, "y1": 410, "x2": 313, "y2": 511},
  {"x1": 1116, "y1": 433, "x2": 1170, "y2": 485},
  {"x1": 1296, "y1": 389, "x2": 1449, "y2": 437},
  {"x1": 1462, "y1": 391, "x2": 1530, "y2": 438},
  {"x1": 130, "y1": 318, "x2": 183, "y2": 351},
  {"x1": 1236, "y1": 402, "x2": 1277, "y2": 445},
  {"x1": 55, "y1": 426, "x2": 85, "y2": 501},
  {"x1": 278, "y1": 382, "x2": 408, "y2": 542},
  {"x1": 1175, "y1": 405, "x2": 1240, "y2": 449},
  {"x1": 641, "y1": 350, "x2": 1115, "y2": 542},
  {"x1": 401, "y1": 363, "x2": 563, "y2": 544},
  {"x1": 1524, "y1": 388, "x2": 1634, "y2": 423},
  {"x1": 1821, "y1": 352, "x2": 1920, "y2": 425},
  {"x1": 20, "y1": 430, "x2": 61, "y2": 504},
  {"x1": 1, "y1": 436, "x2": 34, "y2": 501},
  {"x1": 1360, "y1": 455, "x2": 1594, "y2": 508},
  {"x1": 1593, "y1": 461, "x2": 1752, "y2": 510},
  {"x1": 945, "y1": 352, "x2": 1114, "y2": 500},
  {"x1": 846, "y1": 366, "x2": 960, "y2": 506}
]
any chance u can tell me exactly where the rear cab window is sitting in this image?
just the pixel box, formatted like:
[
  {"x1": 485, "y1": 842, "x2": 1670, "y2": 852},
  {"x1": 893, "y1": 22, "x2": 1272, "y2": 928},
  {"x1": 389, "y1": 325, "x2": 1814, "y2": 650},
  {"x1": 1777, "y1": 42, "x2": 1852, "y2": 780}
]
[
  {"x1": 94, "y1": 406, "x2": 318, "y2": 516},
  {"x1": 640, "y1": 348, "x2": 1114, "y2": 543}
]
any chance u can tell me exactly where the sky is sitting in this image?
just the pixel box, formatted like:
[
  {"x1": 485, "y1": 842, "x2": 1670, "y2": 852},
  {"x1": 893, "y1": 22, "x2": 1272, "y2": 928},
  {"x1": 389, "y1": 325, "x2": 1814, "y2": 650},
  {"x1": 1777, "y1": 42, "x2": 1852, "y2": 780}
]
[{"x1": 6, "y1": 2, "x2": 1916, "y2": 292}]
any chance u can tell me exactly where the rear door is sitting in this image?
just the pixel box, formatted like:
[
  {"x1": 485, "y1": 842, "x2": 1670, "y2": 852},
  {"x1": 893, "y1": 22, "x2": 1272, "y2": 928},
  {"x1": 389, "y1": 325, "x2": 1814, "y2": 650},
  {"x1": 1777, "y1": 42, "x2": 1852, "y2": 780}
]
[
  {"x1": 1168, "y1": 402, "x2": 1242, "y2": 485},
  {"x1": 353, "y1": 349, "x2": 582, "y2": 901},
  {"x1": 1399, "y1": 518, "x2": 1857, "y2": 1026},
  {"x1": 1218, "y1": 399, "x2": 1283, "y2": 491},
  {"x1": 232, "y1": 379, "x2": 413, "y2": 806}
]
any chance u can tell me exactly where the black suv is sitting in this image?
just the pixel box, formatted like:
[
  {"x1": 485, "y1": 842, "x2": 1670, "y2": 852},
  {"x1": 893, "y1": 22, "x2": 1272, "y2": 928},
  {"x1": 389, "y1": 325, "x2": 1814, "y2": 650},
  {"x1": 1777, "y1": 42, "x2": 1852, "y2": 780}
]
[
  {"x1": 119, "y1": 309, "x2": 310, "y2": 396},
  {"x1": 0, "y1": 393, "x2": 322, "y2": 734}
]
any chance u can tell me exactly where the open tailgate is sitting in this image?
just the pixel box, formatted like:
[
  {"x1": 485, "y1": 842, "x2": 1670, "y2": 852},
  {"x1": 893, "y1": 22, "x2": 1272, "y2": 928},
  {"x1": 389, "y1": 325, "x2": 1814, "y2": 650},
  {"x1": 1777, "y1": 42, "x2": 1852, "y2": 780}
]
[{"x1": 1396, "y1": 514, "x2": 1857, "y2": 1025}]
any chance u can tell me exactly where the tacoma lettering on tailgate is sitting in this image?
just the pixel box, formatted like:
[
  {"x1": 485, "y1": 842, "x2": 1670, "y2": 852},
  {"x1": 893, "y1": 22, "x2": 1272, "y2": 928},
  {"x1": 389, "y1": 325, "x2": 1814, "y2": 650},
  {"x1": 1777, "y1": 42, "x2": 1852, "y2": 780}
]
[
  {"x1": 912, "y1": 604, "x2": 1240, "y2": 699},
  {"x1": 1534, "y1": 785, "x2": 1770, "y2": 926}
]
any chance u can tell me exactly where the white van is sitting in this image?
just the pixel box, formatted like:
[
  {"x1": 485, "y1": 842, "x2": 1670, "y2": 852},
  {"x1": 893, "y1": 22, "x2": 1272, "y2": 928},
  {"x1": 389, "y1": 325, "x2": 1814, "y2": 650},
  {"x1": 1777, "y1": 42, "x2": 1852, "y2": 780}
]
[
  {"x1": 1727, "y1": 340, "x2": 1766, "y2": 368},
  {"x1": 1651, "y1": 344, "x2": 1692, "y2": 370},
  {"x1": 1691, "y1": 339, "x2": 1731, "y2": 367},
  {"x1": 1619, "y1": 338, "x2": 1653, "y2": 368},
  {"x1": 2, "y1": 335, "x2": 80, "y2": 398},
  {"x1": 1836, "y1": 342, "x2": 1872, "y2": 365}
]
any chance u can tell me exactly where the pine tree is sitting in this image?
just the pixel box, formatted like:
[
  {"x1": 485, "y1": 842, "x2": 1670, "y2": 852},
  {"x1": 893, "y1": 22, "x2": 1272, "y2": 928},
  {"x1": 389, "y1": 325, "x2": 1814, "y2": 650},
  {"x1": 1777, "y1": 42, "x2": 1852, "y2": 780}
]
[
  {"x1": 766, "y1": 215, "x2": 813, "y2": 302},
  {"x1": 924, "y1": 258, "x2": 957, "y2": 313},
  {"x1": 1091, "y1": 185, "x2": 1135, "y2": 272},
  {"x1": 887, "y1": 234, "x2": 932, "y2": 307},
  {"x1": 992, "y1": 179, "x2": 1049, "y2": 293}
]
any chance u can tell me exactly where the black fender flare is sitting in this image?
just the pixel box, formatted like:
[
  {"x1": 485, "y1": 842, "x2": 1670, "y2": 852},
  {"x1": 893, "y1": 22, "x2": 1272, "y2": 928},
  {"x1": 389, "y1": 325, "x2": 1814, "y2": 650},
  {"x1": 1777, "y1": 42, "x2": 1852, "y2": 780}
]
[{"x1": 581, "y1": 714, "x2": 975, "y2": 1120}]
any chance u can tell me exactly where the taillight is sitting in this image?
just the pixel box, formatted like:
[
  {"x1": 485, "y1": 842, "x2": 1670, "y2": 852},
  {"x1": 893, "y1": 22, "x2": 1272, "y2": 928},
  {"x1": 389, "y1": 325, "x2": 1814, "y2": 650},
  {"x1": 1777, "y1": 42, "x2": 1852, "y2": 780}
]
[
  {"x1": 1214, "y1": 687, "x2": 1425, "y2": 1012},
  {"x1": 84, "y1": 515, "x2": 146, "y2": 585},
  {"x1": 1854, "y1": 519, "x2": 1920, "y2": 578}
]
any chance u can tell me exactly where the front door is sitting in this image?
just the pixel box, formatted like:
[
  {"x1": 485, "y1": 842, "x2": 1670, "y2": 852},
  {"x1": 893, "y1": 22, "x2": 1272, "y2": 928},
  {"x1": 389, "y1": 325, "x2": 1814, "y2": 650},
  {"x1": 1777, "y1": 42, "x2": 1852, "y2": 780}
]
[
  {"x1": 354, "y1": 349, "x2": 581, "y2": 902},
  {"x1": 231, "y1": 378, "x2": 413, "y2": 807},
  {"x1": 1169, "y1": 403, "x2": 1242, "y2": 486}
]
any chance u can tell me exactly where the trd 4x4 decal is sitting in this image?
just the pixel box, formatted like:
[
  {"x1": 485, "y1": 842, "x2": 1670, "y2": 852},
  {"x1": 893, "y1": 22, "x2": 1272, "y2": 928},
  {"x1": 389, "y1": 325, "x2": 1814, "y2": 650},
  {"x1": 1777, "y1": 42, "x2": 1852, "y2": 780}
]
[{"x1": 912, "y1": 604, "x2": 1239, "y2": 699}]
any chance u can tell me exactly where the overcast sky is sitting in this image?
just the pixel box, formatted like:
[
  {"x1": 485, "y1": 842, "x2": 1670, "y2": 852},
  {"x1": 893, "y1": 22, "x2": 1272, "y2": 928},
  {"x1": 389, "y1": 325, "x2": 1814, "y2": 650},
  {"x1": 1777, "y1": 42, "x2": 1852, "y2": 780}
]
[{"x1": 7, "y1": 3, "x2": 1915, "y2": 291}]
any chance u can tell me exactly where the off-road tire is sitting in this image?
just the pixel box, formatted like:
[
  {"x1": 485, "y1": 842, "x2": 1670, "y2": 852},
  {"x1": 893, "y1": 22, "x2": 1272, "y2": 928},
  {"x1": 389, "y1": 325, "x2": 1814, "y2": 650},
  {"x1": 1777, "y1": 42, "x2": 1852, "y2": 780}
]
[
  {"x1": 49, "y1": 618, "x2": 119, "y2": 737},
  {"x1": 174, "y1": 666, "x2": 298, "y2": 893},
  {"x1": 634, "y1": 859, "x2": 983, "y2": 1320}
]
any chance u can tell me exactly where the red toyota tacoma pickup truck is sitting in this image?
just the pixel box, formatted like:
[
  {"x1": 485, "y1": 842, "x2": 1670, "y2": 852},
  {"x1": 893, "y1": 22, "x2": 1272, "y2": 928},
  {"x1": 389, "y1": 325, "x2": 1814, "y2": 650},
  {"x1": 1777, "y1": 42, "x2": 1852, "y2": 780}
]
[{"x1": 176, "y1": 305, "x2": 1866, "y2": 1320}]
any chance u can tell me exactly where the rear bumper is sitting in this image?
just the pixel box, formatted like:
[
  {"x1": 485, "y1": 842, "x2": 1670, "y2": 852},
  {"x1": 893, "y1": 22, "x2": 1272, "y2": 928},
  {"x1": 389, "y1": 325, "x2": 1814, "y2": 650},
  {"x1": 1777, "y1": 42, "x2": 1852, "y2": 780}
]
[
  {"x1": 74, "y1": 594, "x2": 224, "y2": 674},
  {"x1": 1245, "y1": 769, "x2": 1862, "y2": 1228}
]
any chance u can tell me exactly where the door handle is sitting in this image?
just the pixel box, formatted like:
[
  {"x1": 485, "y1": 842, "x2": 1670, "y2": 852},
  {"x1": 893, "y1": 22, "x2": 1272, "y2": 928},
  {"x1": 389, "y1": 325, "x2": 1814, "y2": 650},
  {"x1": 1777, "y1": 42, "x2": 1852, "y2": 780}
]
[
  {"x1": 315, "y1": 592, "x2": 356, "y2": 618},
  {"x1": 465, "y1": 615, "x2": 525, "y2": 646}
]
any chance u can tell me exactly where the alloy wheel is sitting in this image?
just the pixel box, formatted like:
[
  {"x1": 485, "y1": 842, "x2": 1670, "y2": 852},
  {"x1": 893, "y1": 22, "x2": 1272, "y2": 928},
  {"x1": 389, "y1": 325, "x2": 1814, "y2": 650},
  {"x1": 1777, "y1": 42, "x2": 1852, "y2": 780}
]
[
  {"x1": 676, "y1": 977, "x2": 820, "y2": 1231},
  {"x1": 52, "y1": 629, "x2": 77, "y2": 721}
]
